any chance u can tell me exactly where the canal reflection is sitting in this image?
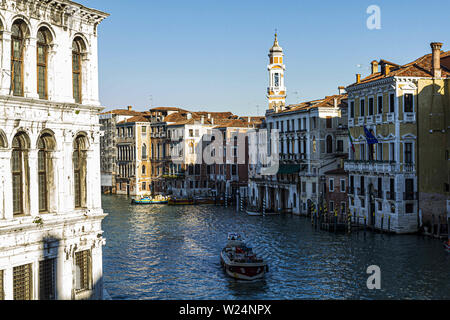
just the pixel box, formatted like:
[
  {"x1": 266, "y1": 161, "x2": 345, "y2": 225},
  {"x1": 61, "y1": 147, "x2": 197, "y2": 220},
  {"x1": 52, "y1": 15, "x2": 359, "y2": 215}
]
[{"x1": 102, "y1": 195, "x2": 450, "y2": 300}]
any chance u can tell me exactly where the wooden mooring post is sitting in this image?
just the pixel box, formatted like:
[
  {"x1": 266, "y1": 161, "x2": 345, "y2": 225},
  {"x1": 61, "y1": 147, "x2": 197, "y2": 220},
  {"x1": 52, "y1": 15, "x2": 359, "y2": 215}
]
[{"x1": 381, "y1": 215, "x2": 384, "y2": 234}]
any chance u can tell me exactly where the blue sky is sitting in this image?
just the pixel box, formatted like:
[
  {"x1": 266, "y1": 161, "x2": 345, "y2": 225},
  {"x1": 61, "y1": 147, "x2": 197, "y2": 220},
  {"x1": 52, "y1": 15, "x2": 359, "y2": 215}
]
[{"x1": 80, "y1": 0, "x2": 450, "y2": 116}]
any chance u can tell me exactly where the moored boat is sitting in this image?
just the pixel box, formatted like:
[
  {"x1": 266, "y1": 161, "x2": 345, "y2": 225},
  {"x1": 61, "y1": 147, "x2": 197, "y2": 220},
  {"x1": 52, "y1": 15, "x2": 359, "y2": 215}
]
[
  {"x1": 131, "y1": 195, "x2": 169, "y2": 205},
  {"x1": 168, "y1": 198, "x2": 194, "y2": 205},
  {"x1": 220, "y1": 233, "x2": 268, "y2": 280}
]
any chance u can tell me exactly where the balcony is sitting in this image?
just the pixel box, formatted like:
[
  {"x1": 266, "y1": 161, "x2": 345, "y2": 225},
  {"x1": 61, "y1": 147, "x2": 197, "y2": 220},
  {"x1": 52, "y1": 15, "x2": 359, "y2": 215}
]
[
  {"x1": 404, "y1": 112, "x2": 416, "y2": 123},
  {"x1": 358, "y1": 117, "x2": 365, "y2": 126},
  {"x1": 345, "y1": 160, "x2": 396, "y2": 174},
  {"x1": 349, "y1": 118, "x2": 354, "y2": 126},
  {"x1": 375, "y1": 114, "x2": 383, "y2": 124},
  {"x1": 387, "y1": 113, "x2": 395, "y2": 123},
  {"x1": 366, "y1": 115, "x2": 374, "y2": 124},
  {"x1": 357, "y1": 187, "x2": 365, "y2": 197}
]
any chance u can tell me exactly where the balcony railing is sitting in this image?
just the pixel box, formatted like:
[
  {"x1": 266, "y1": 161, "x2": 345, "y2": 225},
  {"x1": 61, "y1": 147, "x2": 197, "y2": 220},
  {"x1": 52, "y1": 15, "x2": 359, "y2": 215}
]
[
  {"x1": 358, "y1": 117, "x2": 365, "y2": 126},
  {"x1": 375, "y1": 114, "x2": 383, "y2": 124},
  {"x1": 404, "y1": 112, "x2": 416, "y2": 122},
  {"x1": 387, "y1": 113, "x2": 395, "y2": 123},
  {"x1": 366, "y1": 115, "x2": 374, "y2": 124},
  {"x1": 349, "y1": 118, "x2": 354, "y2": 126}
]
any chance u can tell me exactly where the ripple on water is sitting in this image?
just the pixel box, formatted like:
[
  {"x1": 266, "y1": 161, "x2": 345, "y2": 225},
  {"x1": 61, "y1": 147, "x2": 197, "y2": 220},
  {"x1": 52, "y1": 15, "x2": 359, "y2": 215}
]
[{"x1": 101, "y1": 195, "x2": 450, "y2": 300}]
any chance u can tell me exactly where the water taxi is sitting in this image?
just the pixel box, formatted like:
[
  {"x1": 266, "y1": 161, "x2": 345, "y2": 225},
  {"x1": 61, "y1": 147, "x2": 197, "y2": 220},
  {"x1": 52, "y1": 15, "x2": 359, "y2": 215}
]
[{"x1": 220, "y1": 233, "x2": 268, "y2": 281}]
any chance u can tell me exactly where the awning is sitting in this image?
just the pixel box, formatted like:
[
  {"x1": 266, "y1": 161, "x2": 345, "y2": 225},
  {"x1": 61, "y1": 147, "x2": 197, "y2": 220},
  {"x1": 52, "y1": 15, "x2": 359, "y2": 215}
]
[{"x1": 277, "y1": 164, "x2": 301, "y2": 174}]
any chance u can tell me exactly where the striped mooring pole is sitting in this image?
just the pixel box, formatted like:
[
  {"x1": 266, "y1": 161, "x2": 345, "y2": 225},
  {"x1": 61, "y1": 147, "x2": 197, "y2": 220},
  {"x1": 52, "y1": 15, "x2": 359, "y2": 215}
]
[
  {"x1": 262, "y1": 198, "x2": 266, "y2": 216},
  {"x1": 225, "y1": 191, "x2": 228, "y2": 208},
  {"x1": 240, "y1": 196, "x2": 244, "y2": 212}
]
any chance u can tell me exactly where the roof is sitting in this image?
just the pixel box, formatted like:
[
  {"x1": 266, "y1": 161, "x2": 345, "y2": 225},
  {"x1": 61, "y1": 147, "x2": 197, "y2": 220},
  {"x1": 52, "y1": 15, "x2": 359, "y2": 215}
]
[
  {"x1": 117, "y1": 115, "x2": 150, "y2": 125},
  {"x1": 150, "y1": 107, "x2": 189, "y2": 112},
  {"x1": 101, "y1": 109, "x2": 143, "y2": 116},
  {"x1": 348, "y1": 50, "x2": 450, "y2": 88},
  {"x1": 275, "y1": 94, "x2": 348, "y2": 115},
  {"x1": 324, "y1": 167, "x2": 347, "y2": 175}
]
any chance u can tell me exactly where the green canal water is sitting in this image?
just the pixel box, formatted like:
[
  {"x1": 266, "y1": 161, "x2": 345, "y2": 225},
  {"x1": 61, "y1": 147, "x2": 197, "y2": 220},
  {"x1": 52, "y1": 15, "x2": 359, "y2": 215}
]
[{"x1": 101, "y1": 195, "x2": 450, "y2": 300}]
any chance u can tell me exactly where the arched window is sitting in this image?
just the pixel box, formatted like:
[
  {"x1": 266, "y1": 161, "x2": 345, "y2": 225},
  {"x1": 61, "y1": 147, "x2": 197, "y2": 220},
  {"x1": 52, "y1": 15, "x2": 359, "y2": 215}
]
[
  {"x1": 73, "y1": 135, "x2": 87, "y2": 208},
  {"x1": 37, "y1": 28, "x2": 51, "y2": 100},
  {"x1": 11, "y1": 21, "x2": 27, "y2": 96},
  {"x1": 326, "y1": 135, "x2": 333, "y2": 154},
  {"x1": 72, "y1": 38, "x2": 84, "y2": 103},
  {"x1": 37, "y1": 133, "x2": 55, "y2": 213},
  {"x1": 11, "y1": 133, "x2": 30, "y2": 216}
]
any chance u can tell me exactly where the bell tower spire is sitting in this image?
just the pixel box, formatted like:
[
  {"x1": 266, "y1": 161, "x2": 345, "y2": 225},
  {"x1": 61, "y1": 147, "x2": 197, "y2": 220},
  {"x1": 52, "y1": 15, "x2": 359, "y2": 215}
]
[{"x1": 267, "y1": 32, "x2": 286, "y2": 111}]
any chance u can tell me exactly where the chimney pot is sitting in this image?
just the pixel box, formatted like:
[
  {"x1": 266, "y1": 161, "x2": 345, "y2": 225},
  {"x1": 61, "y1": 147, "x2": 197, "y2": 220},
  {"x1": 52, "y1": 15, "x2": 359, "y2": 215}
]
[
  {"x1": 338, "y1": 86, "x2": 346, "y2": 95},
  {"x1": 371, "y1": 60, "x2": 379, "y2": 74},
  {"x1": 431, "y1": 42, "x2": 443, "y2": 78},
  {"x1": 127, "y1": 106, "x2": 132, "y2": 111},
  {"x1": 356, "y1": 74, "x2": 361, "y2": 84}
]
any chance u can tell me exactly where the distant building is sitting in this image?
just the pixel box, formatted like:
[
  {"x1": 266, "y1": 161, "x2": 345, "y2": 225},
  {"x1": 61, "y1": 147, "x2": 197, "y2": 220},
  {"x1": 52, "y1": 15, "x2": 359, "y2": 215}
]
[
  {"x1": 99, "y1": 107, "x2": 142, "y2": 194},
  {"x1": 345, "y1": 42, "x2": 450, "y2": 234},
  {"x1": 324, "y1": 166, "x2": 348, "y2": 217},
  {"x1": 0, "y1": 0, "x2": 108, "y2": 300},
  {"x1": 249, "y1": 34, "x2": 348, "y2": 215}
]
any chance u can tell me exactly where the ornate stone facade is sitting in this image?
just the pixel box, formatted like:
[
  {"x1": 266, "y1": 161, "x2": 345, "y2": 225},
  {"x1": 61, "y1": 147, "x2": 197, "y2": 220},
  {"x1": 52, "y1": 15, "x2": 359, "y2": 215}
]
[{"x1": 0, "y1": 0, "x2": 108, "y2": 300}]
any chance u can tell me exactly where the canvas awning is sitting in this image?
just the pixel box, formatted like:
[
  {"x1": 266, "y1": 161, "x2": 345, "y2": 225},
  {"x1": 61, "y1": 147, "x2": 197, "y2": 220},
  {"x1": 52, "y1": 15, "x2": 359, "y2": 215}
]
[{"x1": 277, "y1": 164, "x2": 302, "y2": 174}]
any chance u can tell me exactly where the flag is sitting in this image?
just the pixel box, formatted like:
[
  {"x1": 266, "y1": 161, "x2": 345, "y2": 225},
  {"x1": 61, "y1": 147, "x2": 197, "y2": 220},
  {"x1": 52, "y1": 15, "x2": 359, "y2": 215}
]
[
  {"x1": 348, "y1": 130, "x2": 355, "y2": 153},
  {"x1": 364, "y1": 126, "x2": 379, "y2": 145}
]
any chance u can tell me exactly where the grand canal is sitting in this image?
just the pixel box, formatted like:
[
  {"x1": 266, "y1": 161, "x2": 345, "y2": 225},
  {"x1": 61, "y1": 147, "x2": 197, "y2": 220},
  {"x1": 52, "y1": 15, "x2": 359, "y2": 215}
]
[{"x1": 101, "y1": 195, "x2": 450, "y2": 300}]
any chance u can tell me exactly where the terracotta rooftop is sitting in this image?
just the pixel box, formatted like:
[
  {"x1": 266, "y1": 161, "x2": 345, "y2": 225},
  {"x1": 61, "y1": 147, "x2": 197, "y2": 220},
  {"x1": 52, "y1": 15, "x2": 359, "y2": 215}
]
[
  {"x1": 101, "y1": 109, "x2": 143, "y2": 116},
  {"x1": 117, "y1": 115, "x2": 150, "y2": 125},
  {"x1": 348, "y1": 50, "x2": 450, "y2": 88},
  {"x1": 276, "y1": 94, "x2": 348, "y2": 114}
]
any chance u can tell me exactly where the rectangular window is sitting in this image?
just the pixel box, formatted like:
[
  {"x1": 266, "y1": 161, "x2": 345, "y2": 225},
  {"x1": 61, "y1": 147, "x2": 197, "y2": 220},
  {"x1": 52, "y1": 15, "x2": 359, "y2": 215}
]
[
  {"x1": 360, "y1": 99, "x2": 365, "y2": 117},
  {"x1": 390, "y1": 94, "x2": 395, "y2": 113},
  {"x1": 340, "y1": 179, "x2": 346, "y2": 193},
  {"x1": 75, "y1": 250, "x2": 91, "y2": 293},
  {"x1": 326, "y1": 117, "x2": 332, "y2": 129},
  {"x1": 360, "y1": 144, "x2": 366, "y2": 161},
  {"x1": 189, "y1": 129, "x2": 194, "y2": 137},
  {"x1": 337, "y1": 140, "x2": 343, "y2": 152},
  {"x1": 329, "y1": 201, "x2": 334, "y2": 213},
  {"x1": 350, "y1": 101, "x2": 355, "y2": 118},
  {"x1": 390, "y1": 143, "x2": 395, "y2": 162},
  {"x1": 232, "y1": 164, "x2": 237, "y2": 176},
  {"x1": 377, "y1": 143, "x2": 383, "y2": 161},
  {"x1": 368, "y1": 97, "x2": 374, "y2": 116},
  {"x1": 329, "y1": 178, "x2": 334, "y2": 192},
  {"x1": 378, "y1": 96, "x2": 383, "y2": 114},
  {"x1": 341, "y1": 202, "x2": 346, "y2": 214},
  {"x1": 13, "y1": 263, "x2": 33, "y2": 300},
  {"x1": 39, "y1": 258, "x2": 56, "y2": 300},
  {"x1": 404, "y1": 94, "x2": 413, "y2": 112},
  {"x1": 312, "y1": 182, "x2": 317, "y2": 194},
  {"x1": 405, "y1": 143, "x2": 413, "y2": 164}
]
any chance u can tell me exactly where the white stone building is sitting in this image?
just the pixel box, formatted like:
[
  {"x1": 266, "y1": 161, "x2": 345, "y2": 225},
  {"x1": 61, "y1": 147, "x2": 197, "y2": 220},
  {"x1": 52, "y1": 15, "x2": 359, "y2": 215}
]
[{"x1": 0, "y1": 0, "x2": 108, "y2": 300}]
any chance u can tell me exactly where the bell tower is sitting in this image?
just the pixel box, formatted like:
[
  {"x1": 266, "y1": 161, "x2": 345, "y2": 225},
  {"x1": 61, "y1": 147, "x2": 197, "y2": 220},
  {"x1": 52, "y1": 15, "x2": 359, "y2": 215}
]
[{"x1": 267, "y1": 32, "x2": 286, "y2": 111}]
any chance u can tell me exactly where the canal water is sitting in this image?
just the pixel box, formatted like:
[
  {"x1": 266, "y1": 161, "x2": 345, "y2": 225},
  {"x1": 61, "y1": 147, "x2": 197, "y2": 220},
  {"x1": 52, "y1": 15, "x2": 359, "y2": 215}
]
[{"x1": 101, "y1": 195, "x2": 450, "y2": 300}]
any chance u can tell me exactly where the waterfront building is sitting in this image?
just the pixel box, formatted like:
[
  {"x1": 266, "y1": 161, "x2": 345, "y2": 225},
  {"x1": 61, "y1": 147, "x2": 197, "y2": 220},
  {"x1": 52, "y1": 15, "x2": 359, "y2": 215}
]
[
  {"x1": 345, "y1": 43, "x2": 450, "y2": 234},
  {"x1": 208, "y1": 117, "x2": 264, "y2": 203},
  {"x1": 115, "y1": 114, "x2": 152, "y2": 197},
  {"x1": 248, "y1": 34, "x2": 348, "y2": 215},
  {"x1": 324, "y1": 166, "x2": 348, "y2": 217},
  {"x1": 99, "y1": 106, "x2": 143, "y2": 194},
  {"x1": 0, "y1": 0, "x2": 108, "y2": 299}
]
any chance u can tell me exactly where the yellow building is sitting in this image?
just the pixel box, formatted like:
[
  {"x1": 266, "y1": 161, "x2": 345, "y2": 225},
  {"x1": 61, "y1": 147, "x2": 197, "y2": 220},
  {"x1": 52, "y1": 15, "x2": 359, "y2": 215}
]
[{"x1": 345, "y1": 42, "x2": 450, "y2": 234}]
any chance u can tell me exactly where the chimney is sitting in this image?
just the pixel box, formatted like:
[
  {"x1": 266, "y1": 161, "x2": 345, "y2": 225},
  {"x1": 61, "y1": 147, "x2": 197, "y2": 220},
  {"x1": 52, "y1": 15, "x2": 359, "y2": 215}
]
[
  {"x1": 201, "y1": 116, "x2": 205, "y2": 124},
  {"x1": 371, "y1": 60, "x2": 379, "y2": 74},
  {"x1": 207, "y1": 113, "x2": 211, "y2": 119},
  {"x1": 338, "y1": 86, "x2": 346, "y2": 95},
  {"x1": 431, "y1": 42, "x2": 443, "y2": 78},
  {"x1": 356, "y1": 74, "x2": 361, "y2": 84},
  {"x1": 187, "y1": 113, "x2": 192, "y2": 120},
  {"x1": 127, "y1": 106, "x2": 132, "y2": 111},
  {"x1": 334, "y1": 98, "x2": 338, "y2": 109}
]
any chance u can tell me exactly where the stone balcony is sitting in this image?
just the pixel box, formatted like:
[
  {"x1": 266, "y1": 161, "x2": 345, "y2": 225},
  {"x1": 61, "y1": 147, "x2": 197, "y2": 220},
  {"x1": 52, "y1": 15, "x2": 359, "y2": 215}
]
[{"x1": 344, "y1": 160, "x2": 416, "y2": 174}]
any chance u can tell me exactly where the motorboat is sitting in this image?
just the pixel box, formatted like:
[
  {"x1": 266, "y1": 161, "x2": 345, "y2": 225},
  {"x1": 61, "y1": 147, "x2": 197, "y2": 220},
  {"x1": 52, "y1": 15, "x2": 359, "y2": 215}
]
[
  {"x1": 131, "y1": 195, "x2": 169, "y2": 205},
  {"x1": 220, "y1": 233, "x2": 268, "y2": 280}
]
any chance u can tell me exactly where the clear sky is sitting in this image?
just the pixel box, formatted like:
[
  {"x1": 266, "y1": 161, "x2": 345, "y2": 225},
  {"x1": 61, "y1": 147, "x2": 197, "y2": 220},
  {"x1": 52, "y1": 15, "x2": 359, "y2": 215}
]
[{"x1": 80, "y1": 0, "x2": 450, "y2": 116}]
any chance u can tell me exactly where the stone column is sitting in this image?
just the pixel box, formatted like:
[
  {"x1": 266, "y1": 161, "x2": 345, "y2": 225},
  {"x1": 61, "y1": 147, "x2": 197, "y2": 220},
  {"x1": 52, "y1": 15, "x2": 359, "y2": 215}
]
[
  {"x1": 47, "y1": 44, "x2": 58, "y2": 101},
  {"x1": 28, "y1": 149, "x2": 39, "y2": 217},
  {"x1": 0, "y1": 31, "x2": 12, "y2": 96},
  {"x1": 0, "y1": 149, "x2": 13, "y2": 220},
  {"x1": 24, "y1": 37, "x2": 39, "y2": 99}
]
